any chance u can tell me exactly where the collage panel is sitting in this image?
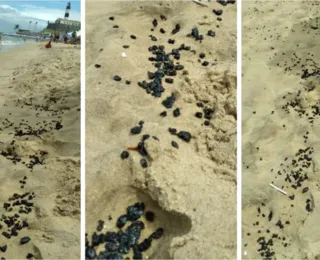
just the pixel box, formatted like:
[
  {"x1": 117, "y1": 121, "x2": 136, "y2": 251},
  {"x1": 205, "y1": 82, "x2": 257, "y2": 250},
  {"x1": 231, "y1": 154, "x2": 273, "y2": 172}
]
[
  {"x1": 242, "y1": 1, "x2": 320, "y2": 259},
  {"x1": 85, "y1": 0, "x2": 237, "y2": 259},
  {"x1": 4, "y1": 0, "x2": 320, "y2": 259},
  {"x1": 0, "y1": 1, "x2": 81, "y2": 259}
]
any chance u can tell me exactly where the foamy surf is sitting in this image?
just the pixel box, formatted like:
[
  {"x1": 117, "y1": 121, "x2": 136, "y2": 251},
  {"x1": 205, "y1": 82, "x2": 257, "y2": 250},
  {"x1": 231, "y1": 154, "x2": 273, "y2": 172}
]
[
  {"x1": 1, "y1": 40, "x2": 22, "y2": 46},
  {"x1": 0, "y1": 36, "x2": 32, "y2": 52}
]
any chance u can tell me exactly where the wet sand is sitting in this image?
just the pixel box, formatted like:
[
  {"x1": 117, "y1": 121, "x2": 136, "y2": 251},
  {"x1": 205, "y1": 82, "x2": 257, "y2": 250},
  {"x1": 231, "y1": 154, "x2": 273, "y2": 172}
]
[
  {"x1": 0, "y1": 43, "x2": 80, "y2": 258},
  {"x1": 242, "y1": 1, "x2": 320, "y2": 259},
  {"x1": 86, "y1": 0, "x2": 236, "y2": 259}
]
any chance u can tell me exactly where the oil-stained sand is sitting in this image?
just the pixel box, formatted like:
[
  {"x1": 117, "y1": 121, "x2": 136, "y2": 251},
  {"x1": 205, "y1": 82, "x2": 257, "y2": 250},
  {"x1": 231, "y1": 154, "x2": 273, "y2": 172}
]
[
  {"x1": 86, "y1": 0, "x2": 237, "y2": 258},
  {"x1": 242, "y1": 1, "x2": 320, "y2": 259},
  {"x1": 0, "y1": 44, "x2": 80, "y2": 259}
]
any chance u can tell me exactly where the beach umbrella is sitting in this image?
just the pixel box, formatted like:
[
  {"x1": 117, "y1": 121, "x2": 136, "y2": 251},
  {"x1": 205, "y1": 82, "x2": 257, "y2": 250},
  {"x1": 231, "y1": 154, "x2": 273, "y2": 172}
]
[{"x1": 66, "y1": 32, "x2": 73, "y2": 39}]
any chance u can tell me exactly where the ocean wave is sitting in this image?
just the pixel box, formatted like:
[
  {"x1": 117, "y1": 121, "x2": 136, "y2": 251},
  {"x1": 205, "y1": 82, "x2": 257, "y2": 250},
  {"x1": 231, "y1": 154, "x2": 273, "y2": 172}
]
[
  {"x1": 1, "y1": 40, "x2": 23, "y2": 46},
  {"x1": 1, "y1": 41, "x2": 22, "y2": 46}
]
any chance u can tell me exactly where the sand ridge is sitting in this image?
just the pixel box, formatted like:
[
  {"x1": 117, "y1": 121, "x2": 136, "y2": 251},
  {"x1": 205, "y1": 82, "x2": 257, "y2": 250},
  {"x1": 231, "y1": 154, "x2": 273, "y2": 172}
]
[
  {"x1": 242, "y1": 1, "x2": 320, "y2": 259},
  {"x1": 0, "y1": 44, "x2": 80, "y2": 259},
  {"x1": 86, "y1": 1, "x2": 236, "y2": 259}
]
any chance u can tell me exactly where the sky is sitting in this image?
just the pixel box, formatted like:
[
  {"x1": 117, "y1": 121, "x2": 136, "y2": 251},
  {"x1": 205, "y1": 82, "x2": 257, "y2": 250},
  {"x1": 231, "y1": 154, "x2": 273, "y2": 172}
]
[{"x1": 0, "y1": 1, "x2": 80, "y2": 33}]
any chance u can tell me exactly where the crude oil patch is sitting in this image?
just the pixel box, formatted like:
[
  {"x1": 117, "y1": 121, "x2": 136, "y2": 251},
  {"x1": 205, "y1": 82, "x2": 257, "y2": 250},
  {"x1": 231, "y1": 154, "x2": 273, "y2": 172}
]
[{"x1": 86, "y1": 188, "x2": 191, "y2": 259}]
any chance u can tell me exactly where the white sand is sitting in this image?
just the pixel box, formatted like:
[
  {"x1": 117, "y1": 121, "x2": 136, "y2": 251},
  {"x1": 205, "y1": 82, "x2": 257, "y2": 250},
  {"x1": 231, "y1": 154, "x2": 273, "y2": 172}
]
[{"x1": 242, "y1": 1, "x2": 320, "y2": 259}]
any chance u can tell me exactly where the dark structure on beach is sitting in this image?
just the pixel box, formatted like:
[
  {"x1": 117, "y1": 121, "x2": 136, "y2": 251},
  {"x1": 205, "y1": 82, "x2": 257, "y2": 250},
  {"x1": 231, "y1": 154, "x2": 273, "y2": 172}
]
[{"x1": 46, "y1": 2, "x2": 80, "y2": 33}]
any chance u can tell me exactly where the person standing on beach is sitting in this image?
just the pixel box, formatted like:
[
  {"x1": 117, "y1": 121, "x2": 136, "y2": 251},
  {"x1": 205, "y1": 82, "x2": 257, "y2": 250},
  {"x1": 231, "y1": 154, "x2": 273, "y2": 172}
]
[
  {"x1": 55, "y1": 33, "x2": 60, "y2": 43},
  {"x1": 64, "y1": 34, "x2": 68, "y2": 44},
  {"x1": 72, "y1": 31, "x2": 77, "y2": 40}
]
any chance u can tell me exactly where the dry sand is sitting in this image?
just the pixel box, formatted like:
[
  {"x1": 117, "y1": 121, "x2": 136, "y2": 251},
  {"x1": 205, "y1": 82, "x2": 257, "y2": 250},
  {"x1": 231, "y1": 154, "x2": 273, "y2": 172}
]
[
  {"x1": 242, "y1": 1, "x2": 320, "y2": 259},
  {"x1": 0, "y1": 43, "x2": 80, "y2": 259},
  {"x1": 86, "y1": 1, "x2": 236, "y2": 259}
]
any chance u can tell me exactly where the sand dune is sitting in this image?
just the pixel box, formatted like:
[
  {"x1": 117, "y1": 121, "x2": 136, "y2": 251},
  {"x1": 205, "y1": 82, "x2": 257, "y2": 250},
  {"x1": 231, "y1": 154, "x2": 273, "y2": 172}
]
[
  {"x1": 242, "y1": 1, "x2": 320, "y2": 259},
  {"x1": 0, "y1": 43, "x2": 80, "y2": 259},
  {"x1": 86, "y1": 1, "x2": 236, "y2": 259}
]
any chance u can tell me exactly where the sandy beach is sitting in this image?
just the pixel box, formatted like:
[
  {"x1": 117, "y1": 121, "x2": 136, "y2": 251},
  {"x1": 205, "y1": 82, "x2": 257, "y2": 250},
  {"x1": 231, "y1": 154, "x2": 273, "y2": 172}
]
[
  {"x1": 0, "y1": 43, "x2": 80, "y2": 259},
  {"x1": 242, "y1": 1, "x2": 320, "y2": 259},
  {"x1": 86, "y1": 0, "x2": 236, "y2": 259}
]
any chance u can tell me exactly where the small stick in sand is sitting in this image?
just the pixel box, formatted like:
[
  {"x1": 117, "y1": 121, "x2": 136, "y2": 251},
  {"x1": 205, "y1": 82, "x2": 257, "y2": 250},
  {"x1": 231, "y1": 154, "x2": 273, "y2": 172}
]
[
  {"x1": 127, "y1": 147, "x2": 138, "y2": 151},
  {"x1": 192, "y1": 0, "x2": 209, "y2": 7},
  {"x1": 269, "y1": 183, "x2": 287, "y2": 195}
]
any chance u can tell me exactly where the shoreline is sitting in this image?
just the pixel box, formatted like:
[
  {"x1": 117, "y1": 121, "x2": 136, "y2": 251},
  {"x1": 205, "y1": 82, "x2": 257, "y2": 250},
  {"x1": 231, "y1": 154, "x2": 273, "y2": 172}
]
[
  {"x1": 0, "y1": 40, "x2": 77, "y2": 53},
  {"x1": 0, "y1": 39, "x2": 39, "y2": 53}
]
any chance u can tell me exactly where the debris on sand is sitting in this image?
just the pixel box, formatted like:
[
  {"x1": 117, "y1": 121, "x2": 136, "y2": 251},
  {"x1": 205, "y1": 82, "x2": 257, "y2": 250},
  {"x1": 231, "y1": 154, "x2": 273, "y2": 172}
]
[{"x1": 86, "y1": 203, "x2": 164, "y2": 259}]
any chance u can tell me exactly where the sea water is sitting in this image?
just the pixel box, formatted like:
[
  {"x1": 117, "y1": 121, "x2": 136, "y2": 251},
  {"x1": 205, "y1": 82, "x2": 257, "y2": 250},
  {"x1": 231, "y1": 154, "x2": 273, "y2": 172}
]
[{"x1": 0, "y1": 35, "x2": 35, "y2": 53}]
